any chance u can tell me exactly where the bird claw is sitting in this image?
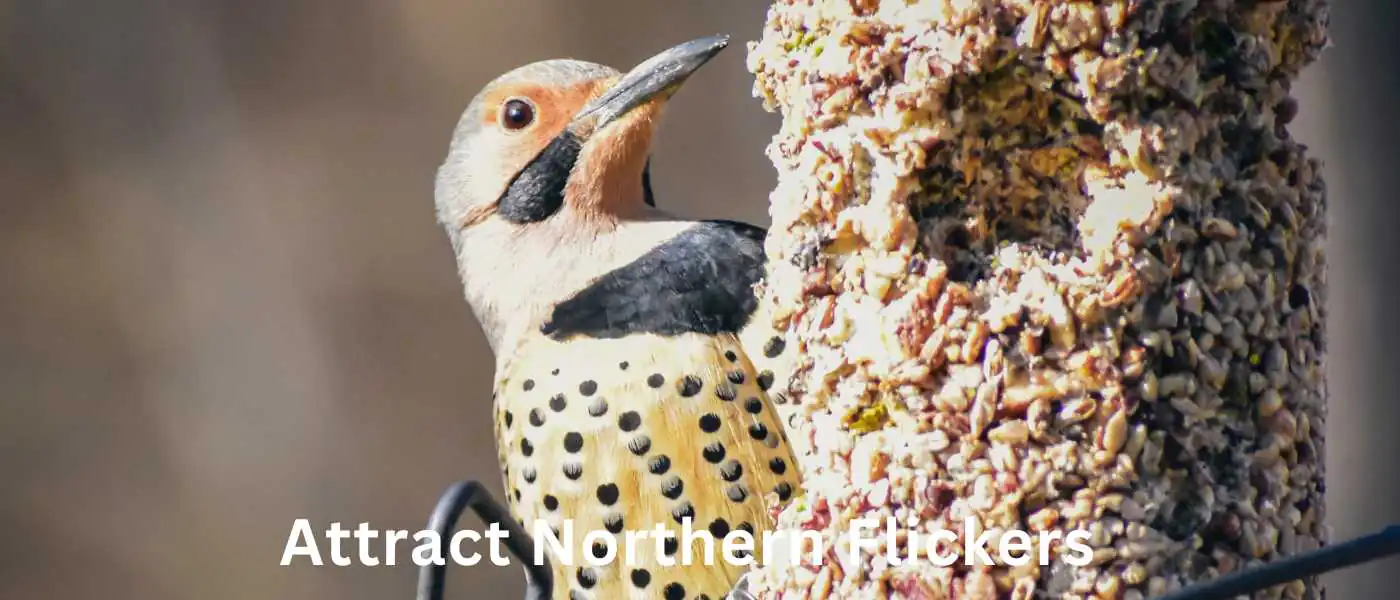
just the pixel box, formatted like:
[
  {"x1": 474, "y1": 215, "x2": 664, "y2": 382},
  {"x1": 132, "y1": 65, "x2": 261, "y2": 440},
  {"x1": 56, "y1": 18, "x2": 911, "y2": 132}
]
[{"x1": 415, "y1": 480, "x2": 553, "y2": 600}]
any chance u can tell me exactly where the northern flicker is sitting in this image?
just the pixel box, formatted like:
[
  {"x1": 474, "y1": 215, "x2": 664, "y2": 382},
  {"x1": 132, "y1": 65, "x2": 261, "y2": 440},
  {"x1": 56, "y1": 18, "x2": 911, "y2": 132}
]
[{"x1": 422, "y1": 35, "x2": 801, "y2": 600}]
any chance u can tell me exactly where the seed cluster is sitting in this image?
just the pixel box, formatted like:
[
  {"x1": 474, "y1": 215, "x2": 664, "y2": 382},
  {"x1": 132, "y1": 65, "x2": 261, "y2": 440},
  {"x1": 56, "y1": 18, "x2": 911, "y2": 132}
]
[{"x1": 745, "y1": 0, "x2": 1329, "y2": 598}]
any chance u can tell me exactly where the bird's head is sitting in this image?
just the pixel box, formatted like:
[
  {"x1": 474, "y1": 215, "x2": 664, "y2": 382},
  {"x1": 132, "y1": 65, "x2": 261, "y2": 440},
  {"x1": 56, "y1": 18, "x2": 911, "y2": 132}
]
[{"x1": 435, "y1": 35, "x2": 729, "y2": 355}]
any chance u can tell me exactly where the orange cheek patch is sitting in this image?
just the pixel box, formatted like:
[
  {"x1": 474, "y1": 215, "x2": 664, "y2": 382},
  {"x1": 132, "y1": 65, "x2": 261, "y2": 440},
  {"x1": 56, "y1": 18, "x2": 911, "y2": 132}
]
[{"x1": 472, "y1": 77, "x2": 628, "y2": 209}]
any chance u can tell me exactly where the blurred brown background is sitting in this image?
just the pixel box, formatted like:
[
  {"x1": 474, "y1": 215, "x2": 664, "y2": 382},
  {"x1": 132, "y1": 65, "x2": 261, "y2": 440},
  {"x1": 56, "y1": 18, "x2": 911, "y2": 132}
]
[{"x1": 1, "y1": 1, "x2": 1395, "y2": 599}]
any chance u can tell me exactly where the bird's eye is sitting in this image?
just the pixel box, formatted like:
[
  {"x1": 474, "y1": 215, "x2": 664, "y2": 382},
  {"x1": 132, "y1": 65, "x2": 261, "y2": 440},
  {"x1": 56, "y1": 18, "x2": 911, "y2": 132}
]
[{"x1": 501, "y1": 98, "x2": 535, "y2": 130}]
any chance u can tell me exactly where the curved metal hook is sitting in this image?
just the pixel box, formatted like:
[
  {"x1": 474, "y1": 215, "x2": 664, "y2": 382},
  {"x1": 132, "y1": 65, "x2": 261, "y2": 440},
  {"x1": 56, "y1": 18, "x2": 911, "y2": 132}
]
[
  {"x1": 1157, "y1": 524, "x2": 1400, "y2": 599},
  {"x1": 415, "y1": 481, "x2": 553, "y2": 600}
]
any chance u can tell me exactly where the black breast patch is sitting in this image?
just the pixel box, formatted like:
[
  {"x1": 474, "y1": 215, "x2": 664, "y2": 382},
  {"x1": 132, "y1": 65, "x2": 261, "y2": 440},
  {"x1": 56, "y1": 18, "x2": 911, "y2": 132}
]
[
  {"x1": 541, "y1": 220, "x2": 767, "y2": 339},
  {"x1": 496, "y1": 130, "x2": 582, "y2": 224}
]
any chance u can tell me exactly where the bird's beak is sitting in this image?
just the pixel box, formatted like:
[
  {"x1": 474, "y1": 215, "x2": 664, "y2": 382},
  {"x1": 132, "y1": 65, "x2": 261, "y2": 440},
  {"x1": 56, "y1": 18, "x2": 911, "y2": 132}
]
[{"x1": 571, "y1": 34, "x2": 729, "y2": 136}]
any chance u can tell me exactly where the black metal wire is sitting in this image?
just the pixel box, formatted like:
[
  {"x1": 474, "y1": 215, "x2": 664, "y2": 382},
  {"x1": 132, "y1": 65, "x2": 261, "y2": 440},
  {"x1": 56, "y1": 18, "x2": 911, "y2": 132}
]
[
  {"x1": 1156, "y1": 524, "x2": 1400, "y2": 599},
  {"x1": 415, "y1": 481, "x2": 553, "y2": 600}
]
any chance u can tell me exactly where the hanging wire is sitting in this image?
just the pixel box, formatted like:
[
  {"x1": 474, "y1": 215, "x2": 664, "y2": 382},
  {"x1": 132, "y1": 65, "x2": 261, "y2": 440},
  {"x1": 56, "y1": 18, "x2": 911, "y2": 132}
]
[{"x1": 416, "y1": 481, "x2": 552, "y2": 600}]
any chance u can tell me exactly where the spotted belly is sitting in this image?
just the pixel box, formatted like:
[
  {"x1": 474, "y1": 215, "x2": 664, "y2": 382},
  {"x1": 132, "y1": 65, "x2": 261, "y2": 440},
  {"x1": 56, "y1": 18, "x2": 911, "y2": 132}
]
[{"x1": 492, "y1": 331, "x2": 801, "y2": 600}]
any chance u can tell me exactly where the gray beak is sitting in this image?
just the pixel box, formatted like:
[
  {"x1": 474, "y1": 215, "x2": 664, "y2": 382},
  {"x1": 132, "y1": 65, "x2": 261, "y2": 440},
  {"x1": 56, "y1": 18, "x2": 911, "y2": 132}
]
[{"x1": 571, "y1": 34, "x2": 729, "y2": 134}]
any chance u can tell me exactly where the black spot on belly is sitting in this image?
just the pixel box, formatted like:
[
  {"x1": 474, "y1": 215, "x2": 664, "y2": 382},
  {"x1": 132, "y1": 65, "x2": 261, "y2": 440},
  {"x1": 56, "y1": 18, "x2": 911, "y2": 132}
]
[
  {"x1": 619, "y1": 361, "x2": 630, "y2": 370},
  {"x1": 544, "y1": 495, "x2": 559, "y2": 510},
  {"x1": 628, "y1": 435, "x2": 652, "y2": 455},
  {"x1": 576, "y1": 567, "x2": 597, "y2": 589},
  {"x1": 715, "y1": 383, "x2": 738, "y2": 401},
  {"x1": 618, "y1": 411, "x2": 641, "y2": 432},
  {"x1": 523, "y1": 379, "x2": 536, "y2": 391},
  {"x1": 775, "y1": 482, "x2": 793, "y2": 501},
  {"x1": 726, "y1": 370, "x2": 745, "y2": 384},
  {"x1": 630, "y1": 569, "x2": 651, "y2": 588},
  {"x1": 733, "y1": 524, "x2": 754, "y2": 559},
  {"x1": 504, "y1": 411, "x2": 514, "y2": 427},
  {"x1": 588, "y1": 398, "x2": 608, "y2": 417},
  {"x1": 749, "y1": 423, "x2": 768, "y2": 440},
  {"x1": 770, "y1": 457, "x2": 787, "y2": 475},
  {"x1": 757, "y1": 370, "x2": 775, "y2": 391},
  {"x1": 663, "y1": 537, "x2": 679, "y2": 556},
  {"x1": 549, "y1": 394, "x2": 567, "y2": 412},
  {"x1": 703, "y1": 442, "x2": 726, "y2": 463},
  {"x1": 719, "y1": 460, "x2": 743, "y2": 482},
  {"x1": 563, "y1": 432, "x2": 584, "y2": 453},
  {"x1": 521, "y1": 439, "x2": 534, "y2": 456},
  {"x1": 678, "y1": 375, "x2": 703, "y2": 397},
  {"x1": 591, "y1": 542, "x2": 609, "y2": 561},
  {"x1": 661, "y1": 476, "x2": 684, "y2": 499},
  {"x1": 708, "y1": 518, "x2": 730, "y2": 539},
  {"x1": 663, "y1": 582, "x2": 686, "y2": 600},
  {"x1": 649, "y1": 455, "x2": 671, "y2": 475},
  {"x1": 596, "y1": 483, "x2": 619, "y2": 505},
  {"x1": 672, "y1": 501, "x2": 695, "y2": 524},
  {"x1": 764, "y1": 336, "x2": 786, "y2": 358},
  {"x1": 578, "y1": 380, "x2": 598, "y2": 396},
  {"x1": 563, "y1": 463, "x2": 583, "y2": 480},
  {"x1": 522, "y1": 467, "x2": 537, "y2": 484},
  {"x1": 529, "y1": 409, "x2": 546, "y2": 427},
  {"x1": 647, "y1": 373, "x2": 665, "y2": 388},
  {"x1": 604, "y1": 513, "x2": 624, "y2": 534},
  {"x1": 744, "y1": 397, "x2": 763, "y2": 414},
  {"x1": 698, "y1": 413, "x2": 721, "y2": 433},
  {"x1": 726, "y1": 484, "x2": 748, "y2": 502}
]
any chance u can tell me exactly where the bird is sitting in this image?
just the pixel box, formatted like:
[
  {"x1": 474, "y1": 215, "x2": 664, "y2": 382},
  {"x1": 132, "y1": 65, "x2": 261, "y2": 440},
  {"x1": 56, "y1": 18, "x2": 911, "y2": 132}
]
[{"x1": 424, "y1": 34, "x2": 803, "y2": 600}]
